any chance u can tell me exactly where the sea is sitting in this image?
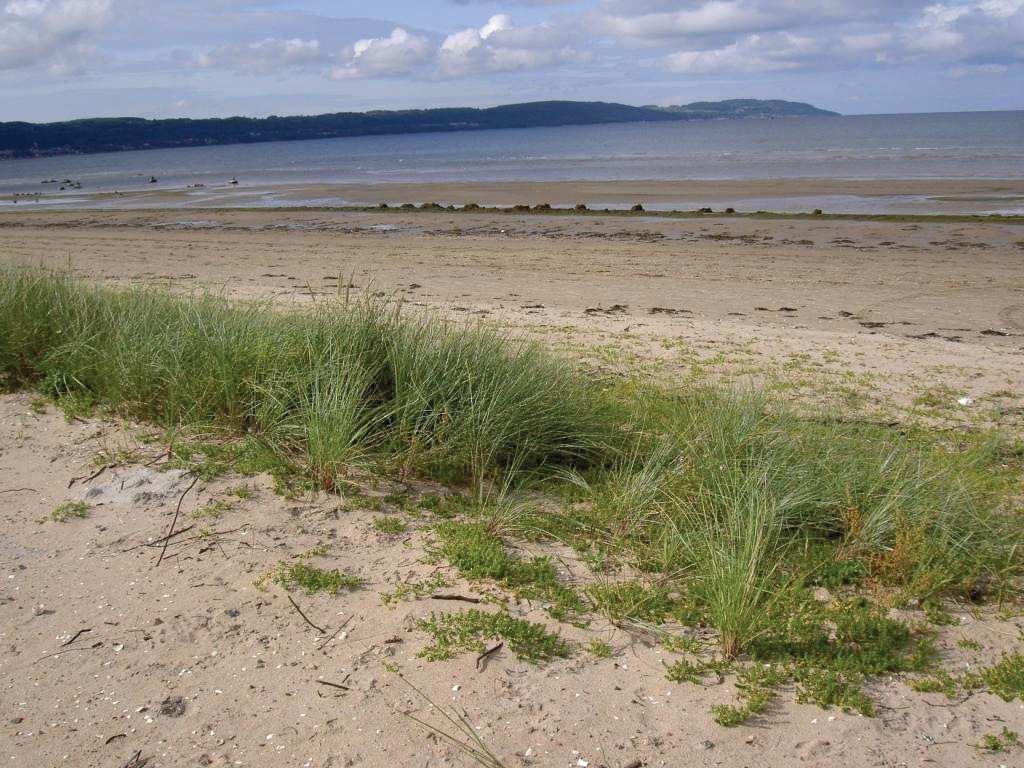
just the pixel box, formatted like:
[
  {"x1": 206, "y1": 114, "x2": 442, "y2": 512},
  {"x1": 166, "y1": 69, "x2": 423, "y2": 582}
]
[{"x1": 2, "y1": 110, "x2": 1023, "y2": 214}]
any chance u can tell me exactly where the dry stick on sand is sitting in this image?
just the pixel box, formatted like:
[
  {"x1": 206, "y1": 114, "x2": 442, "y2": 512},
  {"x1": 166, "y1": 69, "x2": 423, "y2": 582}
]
[
  {"x1": 316, "y1": 679, "x2": 350, "y2": 692},
  {"x1": 287, "y1": 594, "x2": 327, "y2": 634},
  {"x1": 317, "y1": 615, "x2": 354, "y2": 651},
  {"x1": 476, "y1": 641, "x2": 503, "y2": 672},
  {"x1": 144, "y1": 447, "x2": 172, "y2": 467},
  {"x1": 33, "y1": 641, "x2": 104, "y2": 665},
  {"x1": 61, "y1": 627, "x2": 92, "y2": 647},
  {"x1": 155, "y1": 473, "x2": 199, "y2": 567},
  {"x1": 431, "y1": 594, "x2": 482, "y2": 604},
  {"x1": 0, "y1": 487, "x2": 37, "y2": 494},
  {"x1": 68, "y1": 463, "x2": 112, "y2": 488},
  {"x1": 121, "y1": 750, "x2": 151, "y2": 768},
  {"x1": 124, "y1": 524, "x2": 196, "y2": 552}
]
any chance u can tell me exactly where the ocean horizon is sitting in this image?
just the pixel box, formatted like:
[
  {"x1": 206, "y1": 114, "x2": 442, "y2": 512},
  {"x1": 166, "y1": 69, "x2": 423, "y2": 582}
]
[{"x1": 2, "y1": 110, "x2": 1023, "y2": 214}]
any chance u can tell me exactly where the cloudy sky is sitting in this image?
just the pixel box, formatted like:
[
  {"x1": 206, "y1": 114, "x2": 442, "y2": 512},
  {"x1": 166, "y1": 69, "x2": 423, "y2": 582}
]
[{"x1": 2, "y1": 0, "x2": 1022, "y2": 122}]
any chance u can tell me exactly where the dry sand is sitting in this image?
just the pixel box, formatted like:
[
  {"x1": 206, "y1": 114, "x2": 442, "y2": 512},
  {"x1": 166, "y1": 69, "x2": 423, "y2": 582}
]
[
  {"x1": 3, "y1": 394, "x2": 1023, "y2": 768},
  {"x1": 1, "y1": 206, "x2": 1024, "y2": 768}
]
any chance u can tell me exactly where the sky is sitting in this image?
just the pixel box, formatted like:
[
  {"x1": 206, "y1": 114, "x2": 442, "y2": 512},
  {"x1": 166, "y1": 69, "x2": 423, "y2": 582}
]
[{"x1": 1, "y1": 0, "x2": 1022, "y2": 122}]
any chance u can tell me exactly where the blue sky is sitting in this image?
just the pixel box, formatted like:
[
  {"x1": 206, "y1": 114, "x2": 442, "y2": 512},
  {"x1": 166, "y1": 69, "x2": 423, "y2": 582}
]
[{"x1": 1, "y1": 0, "x2": 1022, "y2": 121}]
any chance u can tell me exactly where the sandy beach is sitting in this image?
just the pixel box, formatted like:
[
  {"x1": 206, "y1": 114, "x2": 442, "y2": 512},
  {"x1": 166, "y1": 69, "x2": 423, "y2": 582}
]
[
  {"x1": 4, "y1": 0, "x2": 1023, "y2": 762},
  {"x1": 2, "y1": 204, "x2": 1023, "y2": 768},
  {"x1": 2, "y1": 206, "x2": 1022, "y2": 431}
]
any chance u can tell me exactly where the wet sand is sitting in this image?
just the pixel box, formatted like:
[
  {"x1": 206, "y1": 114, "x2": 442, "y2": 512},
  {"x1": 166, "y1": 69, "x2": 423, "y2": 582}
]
[{"x1": 6, "y1": 178, "x2": 1024, "y2": 215}]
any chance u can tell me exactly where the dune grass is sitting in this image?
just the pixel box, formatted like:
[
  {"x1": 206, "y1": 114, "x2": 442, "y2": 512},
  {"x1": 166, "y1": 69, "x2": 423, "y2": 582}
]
[
  {"x1": 1, "y1": 267, "x2": 1020, "y2": 676},
  {"x1": 0, "y1": 267, "x2": 615, "y2": 491}
]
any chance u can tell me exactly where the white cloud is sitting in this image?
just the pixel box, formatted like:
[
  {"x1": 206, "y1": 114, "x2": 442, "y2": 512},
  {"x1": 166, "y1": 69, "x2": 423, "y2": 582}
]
[
  {"x1": 0, "y1": 0, "x2": 110, "y2": 71},
  {"x1": 439, "y1": 14, "x2": 583, "y2": 76},
  {"x1": 192, "y1": 37, "x2": 324, "y2": 74},
  {"x1": 665, "y1": 31, "x2": 817, "y2": 73},
  {"x1": 330, "y1": 27, "x2": 431, "y2": 79},
  {"x1": 904, "y1": 0, "x2": 1024, "y2": 59},
  {"x1": 635, "y1": 0, "x2": 1024, "y2": 77},
  {"x1": 595, "y1": 1, "x2": 774, "y2": 41},
  {"x1": 325, "y1": 15, "x2": 584, "y2": 80}
]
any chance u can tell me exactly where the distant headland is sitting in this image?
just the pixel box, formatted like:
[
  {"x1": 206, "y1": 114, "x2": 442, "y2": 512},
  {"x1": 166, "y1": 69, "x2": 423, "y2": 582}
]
[{"x1": 0, "y1": 99, "x2": 838, "y2": 160}]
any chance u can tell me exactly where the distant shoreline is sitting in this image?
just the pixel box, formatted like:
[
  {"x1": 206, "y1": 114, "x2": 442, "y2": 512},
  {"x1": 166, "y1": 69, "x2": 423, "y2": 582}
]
[
  {"x1": 5, "y1": 178, "x2": 1024, "y2": 218},
  {"x1": 0, "y1": 99, "x2": 837, "y2": 160}
]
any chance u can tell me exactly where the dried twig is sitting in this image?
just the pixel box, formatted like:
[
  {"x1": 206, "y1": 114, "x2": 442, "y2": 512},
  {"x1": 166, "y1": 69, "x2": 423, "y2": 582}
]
[
  {"x1": 124, "y1": 524, "x2": 195, "y2": 552},
  {"x1": 143, "y1": 525, "x2": 247, "y2": 549},
  {"x1": 476, "y1": 641, "x2": 503, "y2": 672},
  {"x1": 316, "y1": 679, "x2": 350, "y2": 692},
  {"x1": 33, "y1": 641, "x2": 103, "y2": 665},
  {"x1": 144, "y1": 446, "x2": 172, "y2": 467},
  {"x1": 68, "y1": 463, "x2": 112, "y2": 488},
  {"x1": 431, "y1": 594, "x2": 482, "y2": 604},
  {"x1": 0, "y1": 487, "x2": 37, "y2": 494},
  {"x1": 155, "y1": 473, "x2": 198, "y2": 567},
  {"x1": 317, "y1": 615, "x2": 354, "y2": 651},
  {"x1": 286, "y1": 594, "x2": 326, "y2": 634},
  {"x1": 61, "y1": 627, "x2": 92, "y2": 647},
  {"x1": 122, "y1": 750, "x2": 151, "y2": 768}
]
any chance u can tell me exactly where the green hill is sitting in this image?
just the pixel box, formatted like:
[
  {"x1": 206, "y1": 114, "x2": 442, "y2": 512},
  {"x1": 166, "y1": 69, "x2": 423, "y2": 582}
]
[{"x1": 0, "y1": 99, "x2": 838, "y2": 160}]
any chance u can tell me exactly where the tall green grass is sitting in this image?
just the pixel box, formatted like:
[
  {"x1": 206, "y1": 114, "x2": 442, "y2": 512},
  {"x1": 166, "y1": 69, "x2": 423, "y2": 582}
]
[
  {"x1": 564, "y1": 388, "x2": 1020, "y2": 654},
  {"x1": 1, "y1": 268, "x2": 1019, "y2": 658},
  {"x1": 0, "y1": 267, "x2": 616, "y2": 489}
]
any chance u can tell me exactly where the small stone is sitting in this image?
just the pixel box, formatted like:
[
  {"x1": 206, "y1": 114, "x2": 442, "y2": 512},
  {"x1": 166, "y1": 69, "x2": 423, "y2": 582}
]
[
  {"x1": 812, "y1": 587, "x2": 832, "y2": 602},
  {"x1": 701, "y1": 740, "x2": 715, "y2": 750}
]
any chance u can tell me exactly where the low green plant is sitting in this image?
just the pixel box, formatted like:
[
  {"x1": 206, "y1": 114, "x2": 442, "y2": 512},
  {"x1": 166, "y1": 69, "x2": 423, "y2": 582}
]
[
  {"x1": 273, "y1": 562, "x2": 364, "y2": 595},
  {"x1": 922, "y1": 601, "x2": 956, "y2": 626},
  {"x1": 909, "y1": 671, "x2": 959, "y2": 698},
  {"x1": 373, "y1": 516, "x2": 409, "y2": 535},
  {"x1": 585, "y1": 581, "x2": 682, "y2": 625},
  {"x1": 380, "y1": 572, "x2": 450, "y2": 605},
  {"x1": 710, "y1": 664, "x2": 786, "y2": 726},
  {"x1": 979, "y1": 727, "x2": 1019, "y2": 752},
  {"x1": 981, "y1": 652, "x2": 1024, "y2": 701},
  {"x1": 228, "y1": 484, "x2": 253, "y2": 500},
  {"x1": 794, "y1": 668, "x2": 875, "y2": 715},
  {"x1": 661, "y1": 634, "x2": 703, "y2": 655},
  {"x1": 585, "y1": 639, "x2": 614, "y2": 658},
  {"x1": 50, "y1": 501, "x2": 89, "y2": 522},
  {"x1": 191, "y1": 499, "x2": 232, "y2": 519},
  {"x1": 665, "y1": 657, "x2": 732, "y2": 685},
  {"x1": 433, "y1": 521, "x2": 585, "y2": 622},
  {"x1": 417, "y1": 609, "x2": 570, "y2": 663}
]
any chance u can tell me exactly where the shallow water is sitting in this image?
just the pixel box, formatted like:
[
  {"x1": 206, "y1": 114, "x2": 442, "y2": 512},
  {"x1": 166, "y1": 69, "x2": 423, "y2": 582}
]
[{"x1": 2, "y1": 111, "x2": 1023, "y2": 214}]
